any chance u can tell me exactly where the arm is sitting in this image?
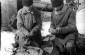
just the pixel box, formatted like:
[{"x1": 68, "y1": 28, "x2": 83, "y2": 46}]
[
  {"x1": 59, "y1": 11, "x2": 77, "y2": 34},
  {"x1": 50, "y1": 12, "x2": 55, "y2": 29},
  {"x1": 49, "y1": 12, "x2": 58, "y2": 35},
  {"x1": 30, "y1": 11, "x2": 42, "y2": 35},
  {"x1": 17, "y1": 10, "x2": 29, "y2": 35}
]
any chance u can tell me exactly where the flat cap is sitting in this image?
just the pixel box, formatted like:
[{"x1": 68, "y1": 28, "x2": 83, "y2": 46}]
[
  {"x1": 22, "y1": 0, "x2": 33, "y2": 6},
  {"x1": 51, "y1": 0, "x2": 63, "y2": 7}
]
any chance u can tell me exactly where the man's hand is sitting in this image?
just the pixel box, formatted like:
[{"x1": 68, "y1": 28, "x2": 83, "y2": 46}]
[
  {"x1": 49, "y1": 26, "x2": 61, "y2": 35},
  {"x1": 25, "y1": 31, "x2": 29, "y2": 36},
  {"x1": 55, "y1": 26, "x2": 61, "y2": 34},
  {"x1": 22, "y1": 31, "x2": 32, "y2": 38},
  {"x1": 49, "y1": 28, "x2": 56, "y2": 34},
  {"x1": 25, "y1": 31, "x2": 33, "y2": 38}
]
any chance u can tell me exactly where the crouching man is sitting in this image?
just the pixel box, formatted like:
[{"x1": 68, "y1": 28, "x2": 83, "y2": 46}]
[
  {"x1": 16, "y1": 0, "x2": 42, "y2": 50},
  {"x1": 49, "y1": 0, "x2": 78, "y2": 55}
]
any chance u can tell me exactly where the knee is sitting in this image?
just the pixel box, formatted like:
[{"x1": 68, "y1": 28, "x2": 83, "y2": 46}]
[{"x1": 65, "y1": 40, "x2": 75, "y2": 50}]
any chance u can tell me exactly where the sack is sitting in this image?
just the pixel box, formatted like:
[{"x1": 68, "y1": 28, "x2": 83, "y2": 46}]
[
  {"x1": 15, "y1": 47, "x2": 43, "y2": 55},
  {"x1": 42, "y1": 41, "x2": 53, "y2": 54}
]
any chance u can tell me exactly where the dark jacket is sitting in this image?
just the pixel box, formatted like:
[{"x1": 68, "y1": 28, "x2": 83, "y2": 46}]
[
  {"x1": 51, "y1": 5, "x2": 78, "y2": 45},
  {"x1": 17, "y1": 6, "x2": 42, "y2": 46}
]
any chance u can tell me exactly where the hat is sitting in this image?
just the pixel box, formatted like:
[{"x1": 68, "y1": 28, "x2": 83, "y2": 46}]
[
  {"x1": 22, "y1": 0, "x2": 33, "y2": 6},
  {"x1": 51, "y1": 0, "x2": 63, "y2": 7}
]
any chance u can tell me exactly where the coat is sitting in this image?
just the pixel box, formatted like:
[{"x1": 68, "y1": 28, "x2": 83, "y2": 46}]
[
  {"x1": 17, "y1": 6, "x2": 42, "y2": 47},
  {"x1": 50, "y1": 5, "x2": 78, "y2": 46}
]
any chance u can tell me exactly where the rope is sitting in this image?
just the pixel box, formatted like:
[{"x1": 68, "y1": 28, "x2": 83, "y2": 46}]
[{"x1": 40, "y1": 2, "x2": 48, "y2": 11}]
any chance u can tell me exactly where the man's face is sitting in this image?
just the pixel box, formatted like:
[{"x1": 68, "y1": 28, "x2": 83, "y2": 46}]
[
  {"x1": 51, "y1": 0, "x2": 63, "y2": 8},
  {"x1": 24, "y1": 6, "x2": 30, "y2": 11},
  {"x1": 54, "y1": 6, "x2": 61, "y2": 11}
]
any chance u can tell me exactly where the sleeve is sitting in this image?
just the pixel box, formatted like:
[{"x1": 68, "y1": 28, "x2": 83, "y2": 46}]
[
  {"x1": 50, "y1": 12, "x2": 55, "y2": 29},
  {"x1": 60, "y1": 11, "x2": 77, "y2": 34},
  {"x1": 17, "y1": 10, "x2": 29, "y2": 34},
  {"x1": 30, "y1": 10, "x2": 42, "y2": 35}
]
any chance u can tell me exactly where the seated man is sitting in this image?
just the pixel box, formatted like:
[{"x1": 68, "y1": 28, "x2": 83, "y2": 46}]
[
  {"x1": 49, "y1": 0, "x2": 78, "y2": 55},
  {"x1": 9, "y1": 14, "x2": 17, "y2": 31},
  {"x1": 16, "y1": 0, "x2": 42, "y2": 50}
]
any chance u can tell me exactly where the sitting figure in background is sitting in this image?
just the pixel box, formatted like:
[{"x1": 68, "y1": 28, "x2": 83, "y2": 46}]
[
  {"x1": 66, "y1": 0, "x2": 78, "y2": 10},
  {"x1": 14, "y1": 0, "x2": 42, "y2": 52},
  {"x1": 9, "y1": 14, "x2": 17, "y2": 31},
  {"x1": 49, "y1": 0, "x2": 78, "y2": 55}
]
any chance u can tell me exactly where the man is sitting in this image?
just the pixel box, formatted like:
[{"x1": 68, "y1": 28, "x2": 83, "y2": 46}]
[
  {"x1": 17, "y1": 0, "x2": 42, "y2": 49},
  {"x1": 49, "y1": 0, "x2": 78, "y2": 55},
  {"x1": 9, "y1": 14, "x2": 17, "y2": 31},
  {"x1": 66, "y1": 0, "x2": 78, "y2": 10}
]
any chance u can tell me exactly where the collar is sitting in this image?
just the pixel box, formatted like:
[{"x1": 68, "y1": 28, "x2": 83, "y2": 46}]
[{"x1": 54, "y1": 5, "x2": 68, "y2": 15}]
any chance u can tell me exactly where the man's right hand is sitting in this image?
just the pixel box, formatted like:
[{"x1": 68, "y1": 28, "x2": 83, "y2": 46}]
[
  {"x1": 49, "y1": 28, "x2": 57, "y2": 35},
  {"x1": 25, "y1": 31, "x2": 33, "y2": 38},
  {"x1": 20, "y1": 31, "x2": 30, "y2": 38},
  {"x1": 17, "y1": 30, "x2": 32, "y2": 38},
  {"x1": 25, "y1": 31, "x2": 29, "y2": 36}
]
